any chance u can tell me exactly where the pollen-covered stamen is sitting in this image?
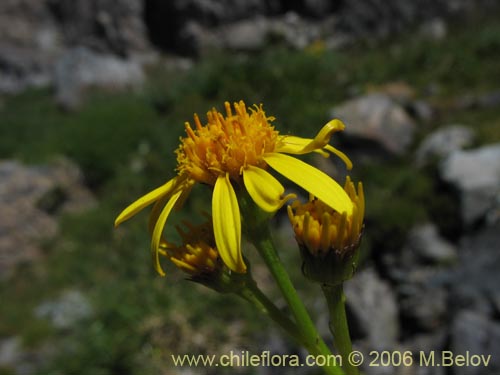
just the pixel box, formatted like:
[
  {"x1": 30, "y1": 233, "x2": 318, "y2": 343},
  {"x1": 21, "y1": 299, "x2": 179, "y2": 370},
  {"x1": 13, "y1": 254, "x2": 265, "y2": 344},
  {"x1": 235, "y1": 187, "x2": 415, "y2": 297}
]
[{"x1": 176, "y1": 100, "x2": 279, "y2": 185}]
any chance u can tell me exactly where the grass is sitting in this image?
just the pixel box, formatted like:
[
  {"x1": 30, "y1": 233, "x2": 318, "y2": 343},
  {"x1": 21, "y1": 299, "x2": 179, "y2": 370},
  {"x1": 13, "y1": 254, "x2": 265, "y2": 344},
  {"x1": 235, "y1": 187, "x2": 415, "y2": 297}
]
[{"x1": 1, "y1": 13, "x2": 499, "y2": 375}]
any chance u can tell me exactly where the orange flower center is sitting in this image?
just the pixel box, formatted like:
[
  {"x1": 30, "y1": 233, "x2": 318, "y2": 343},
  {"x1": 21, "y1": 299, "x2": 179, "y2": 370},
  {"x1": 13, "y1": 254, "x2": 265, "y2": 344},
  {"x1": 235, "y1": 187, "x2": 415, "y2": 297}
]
[{"x1": 176, "y1": 101, "x2": 278, "y2": 185}]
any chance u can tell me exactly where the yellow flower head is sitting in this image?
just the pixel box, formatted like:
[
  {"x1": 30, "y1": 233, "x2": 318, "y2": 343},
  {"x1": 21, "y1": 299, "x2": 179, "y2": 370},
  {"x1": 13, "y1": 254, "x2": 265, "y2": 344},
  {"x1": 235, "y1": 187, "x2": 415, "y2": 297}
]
[
  {"x1": 287, "y1": 176, "x2": 364, "y2": 285},
  {"x1": 115, "y1": 100, "x2": 354, "y2": 276},
  {"x1": 287, "y1": 176, "x2": 364, "y2": 256},
  {"x1": 163, "y1": 221, "x2": 220, "y2": 277}
]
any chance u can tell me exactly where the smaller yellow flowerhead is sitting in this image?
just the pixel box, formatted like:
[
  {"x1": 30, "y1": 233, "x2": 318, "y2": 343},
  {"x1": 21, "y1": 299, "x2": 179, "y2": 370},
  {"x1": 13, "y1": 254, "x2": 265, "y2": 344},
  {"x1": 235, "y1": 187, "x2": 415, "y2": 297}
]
[
  {"x1": 287, "y1": 176, "x2": 365, "y2": 284},
  {"x1": 176, "y1": 101, "x2": 278, "y2": 185},
  {"x1": 288, "y1": 176, "x2": 364, "y2": 256},
  {"x1": 164, "y1": 221, "x2": 221, "y2": 277}
]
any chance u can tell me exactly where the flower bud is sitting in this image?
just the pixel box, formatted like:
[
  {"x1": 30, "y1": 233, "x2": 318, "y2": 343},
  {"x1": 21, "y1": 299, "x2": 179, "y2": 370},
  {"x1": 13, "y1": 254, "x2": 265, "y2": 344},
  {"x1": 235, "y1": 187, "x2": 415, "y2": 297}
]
[{"x1": 287, "y1": 176, "x2": 364, "y2": 285}]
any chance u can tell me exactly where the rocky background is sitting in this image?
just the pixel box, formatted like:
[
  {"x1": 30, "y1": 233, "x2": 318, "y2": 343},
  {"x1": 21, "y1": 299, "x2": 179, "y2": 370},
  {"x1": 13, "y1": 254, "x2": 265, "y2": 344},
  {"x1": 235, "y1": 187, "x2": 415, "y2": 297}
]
[
  {"x1": 1, "y1": 1, "x2": 500, "y2": 375},
  {"x1": 1, "y1": 0, "x2": 498, "y2": 107}
]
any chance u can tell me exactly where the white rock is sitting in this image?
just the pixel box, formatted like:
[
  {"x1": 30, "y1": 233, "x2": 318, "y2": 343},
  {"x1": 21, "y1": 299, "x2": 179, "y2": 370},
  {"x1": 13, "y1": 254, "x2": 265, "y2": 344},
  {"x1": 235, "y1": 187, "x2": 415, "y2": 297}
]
[
  {"x1": 330, "y1": 93, "x2": 416, "y2": 156},
  {"x1": 416, "y1": 125, "x2": 475, "y2": 166},
  {"x1": 35, "y1": 290, "x2": 93, "y2": 329},
  {"x1": 54, "y1": 46, "x2": 144, "y2": 109},
  {"x1": 440, "y1": 144, "x2": 500, "y2": 225},
  {"x1": 406, "y1": 223, "x2": 457, "y2": 264},
  {"x1": 345, "y1": 268, "x2": 399, "y2": 350}
]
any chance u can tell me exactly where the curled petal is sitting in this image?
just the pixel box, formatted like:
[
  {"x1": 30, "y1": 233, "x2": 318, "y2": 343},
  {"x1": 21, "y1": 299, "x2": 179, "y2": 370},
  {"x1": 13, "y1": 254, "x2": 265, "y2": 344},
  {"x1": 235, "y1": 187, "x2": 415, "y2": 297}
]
[
  {"x1": 276, "y1": 119, "x2": 345, "y2": 155},
  {"x1": 275, "y1": 119, "x2": 352, "y2": 169},
  {"x1": 316, "y1": 118, "x2": 345, "y2": 139},
  {"x1": 263, "y1": 153, "x2": 353, "y2": 215},
  {"x1": 243, "y1": 165, "x2": 295, "y2": 212},
  {"x1": 324, "y1": 145, "x2": 353, "y2": 170},
  {"x1": 115, "y1": 177, "x2": 179, "y2": 227},
  {"x1": 151, "y1": 189, "x2": 184, "y2": 276},
  {"x1": 212, "y1": 174, "x2": 246, "y2": 273}
]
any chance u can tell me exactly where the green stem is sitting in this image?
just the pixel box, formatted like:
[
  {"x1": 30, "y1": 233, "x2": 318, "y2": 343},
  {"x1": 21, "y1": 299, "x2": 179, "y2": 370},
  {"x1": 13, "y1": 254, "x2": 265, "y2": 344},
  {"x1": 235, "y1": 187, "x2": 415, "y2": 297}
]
[
  {"x1": 322, "y1": 284, "x2": 358, "y2": 375},
  {"x1": 238, "y1": 278, "x2": 303, "y2": 345},
  {"x1": 255, "y1": 231, "x2": 345, "y2": 375}
]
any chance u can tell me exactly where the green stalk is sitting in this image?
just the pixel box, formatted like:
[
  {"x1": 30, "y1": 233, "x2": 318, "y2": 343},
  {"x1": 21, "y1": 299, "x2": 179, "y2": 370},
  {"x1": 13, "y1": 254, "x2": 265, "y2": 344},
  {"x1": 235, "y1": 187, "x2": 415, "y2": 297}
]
[
  {"x1": 254, "y1": 232, "x2": 344, "y2": 375},
  {"x1": 322, "y1": 284, "x2": 358, "y2": 375},
  {"x1": 238, "y1": 192, "x2": 344, "y2": 375},
  {"x1": 237, "y1": 277, "x2": 303, "y2": 345}
]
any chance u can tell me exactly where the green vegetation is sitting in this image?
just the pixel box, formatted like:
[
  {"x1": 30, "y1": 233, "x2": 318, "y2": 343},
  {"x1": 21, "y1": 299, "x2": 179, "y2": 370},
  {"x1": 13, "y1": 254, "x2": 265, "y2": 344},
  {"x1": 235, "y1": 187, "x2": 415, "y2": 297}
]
[{"x1": 1, "y1": 15, "x2": 499, "y2": 375}]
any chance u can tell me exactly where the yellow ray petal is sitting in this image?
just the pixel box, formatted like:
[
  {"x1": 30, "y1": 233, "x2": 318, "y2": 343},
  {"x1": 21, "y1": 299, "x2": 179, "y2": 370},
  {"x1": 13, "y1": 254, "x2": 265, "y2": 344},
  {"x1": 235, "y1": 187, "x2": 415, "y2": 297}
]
[
  {"x1": 242, "y1": 165, "x2": 295, "y2": 212},
  {"x1": 148, "y1": 179, "x2": 194, "y2": 235},
  {"x1": 212, "y1": 174, "x2": 246, "y2": 273},
  {"x1": 263, "y1": 153, "x2": 353, "y2": 215},
  {"x1": 115, "y1": 177, "x2": 178, "y2": 227},
  {"x1": 151, "y1": 189, "x2": 184, "y2": 276},
  {"x1": 148, "y1": 194, "x2": 171, "y2": 235}
]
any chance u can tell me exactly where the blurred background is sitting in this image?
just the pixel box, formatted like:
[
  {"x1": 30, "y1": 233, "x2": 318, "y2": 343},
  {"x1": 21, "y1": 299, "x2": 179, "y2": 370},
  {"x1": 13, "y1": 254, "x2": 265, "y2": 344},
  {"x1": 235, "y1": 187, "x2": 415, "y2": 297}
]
[{"x1": 1, "y1": 1, "x2": 500, "y2": 374}]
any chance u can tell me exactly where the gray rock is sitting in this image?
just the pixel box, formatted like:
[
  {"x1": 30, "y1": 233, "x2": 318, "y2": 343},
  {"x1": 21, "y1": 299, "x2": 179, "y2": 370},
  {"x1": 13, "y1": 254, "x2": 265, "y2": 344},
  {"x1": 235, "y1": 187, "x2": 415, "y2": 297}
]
[
  {"x1": 416, "y1": 125, "x2": 475, "y2": 166},
  {"x1": 145, "y1": 0, "x2": 273, "y2": 55},
  {"x1": 35, "y1": 290, "x2": 93, "y2": 329},
  {"x1": 345, "y1": 268, "x2": 399, "y2": 350},
  {"x1": 419, "y1": 18, "x2": 447, "y2": 41},
  {"x1": 0, "y1": 0, "x2": 150, "y2": 94},
  {"x1": 334, "y1": 0, "x2": 497, "y2": 42},
  {"x1": 0, "y1": 158, "x2": 95, "y2": 280},
  {"x1": 450, "y1": 222, "x2": 500, "y2": 315},
  {"x1": 50, "y1": 0, "x2": 150, "y2": 55},
  {"x1": 0, "y1": 336, "x2": 52, "y2": 375},
  {"x1": 493, "y1": 292, "x2": 500, "y2": 317},
  {"x1": 176, "y1": 21, "x2": 217, "y2": 56},
  {"x1": 171, "y1": 0, "x2": 270, "y2": 23},
  {"x1": 2, "y1": 0, "x2": 500, "y2": 94},
  {"x1": 0, "y1": 337, "x2": 21, "y2": 369},
  {"x1": 392, "y1": 251, "x2": 453, "y2": 332},
  {"x1": 330, "y1": 93, "x2": 416, "y2": 156},
  {"x1": 410, "y1": 100, "x2": 434, "y2": 122},
  {"x1": 268, "y1": 12, "x2": 324, "y2": 50},
  {"x1": 0, "y1": 1, "x2": 62, "y2": 93},
  {"x1": 179, "y1": 13, "x2": 326, "y2": 54},
  {"x1": 301, "y1": 0, "x2": 335, "y2": 17},
  {"x1": 381, "y1": 335, "x2": 447, "y2": 375},
  {"x1": 402, "y1": 330, "x2": 447, "y2": 355},
  {"x1": 450, "y1": 311, "x2": 500, "y2": 375},
  {"x1": 405, "y1": 223, "x2": 458, "y2": 264},
  {"x1": 53, "y1": 46, "x2": 145, "y2": 109},
  {"x1": 219, "y1": 17, "x2": 270, "y2": 51},
  {"x1": 399, "y1": 282, "x2": 448, "y2": 332},
  {"x1": 453, "y1": 90, "x2": 500, "y2": 111},
  {"x1": 440, "y1": 144, "x2": 500, "y2": 225}
]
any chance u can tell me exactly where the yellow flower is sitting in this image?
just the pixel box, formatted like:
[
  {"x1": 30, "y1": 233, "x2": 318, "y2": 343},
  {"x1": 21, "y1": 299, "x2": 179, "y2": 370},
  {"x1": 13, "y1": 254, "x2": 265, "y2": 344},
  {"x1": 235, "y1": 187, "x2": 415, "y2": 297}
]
[
  {"x1": 161, "y1": 220, "x2": 221, "y2": 277},
  {"x1": 287, "y1": 176, "x2": 364, "y2": 256},
  {"x1": 115, "y1": 100, "x2": 353, "y2": 276},
  {"x1": 287, "y1": 176, "x2": 364, "y2": 285}
]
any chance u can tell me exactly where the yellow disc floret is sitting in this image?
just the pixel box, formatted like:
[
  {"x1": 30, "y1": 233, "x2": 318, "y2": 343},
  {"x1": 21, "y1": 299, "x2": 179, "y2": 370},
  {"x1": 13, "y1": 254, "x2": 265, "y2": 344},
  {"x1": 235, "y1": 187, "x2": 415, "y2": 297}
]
[{"x1": 176, "y1": 100, "x2": 279, "y2": 185}]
